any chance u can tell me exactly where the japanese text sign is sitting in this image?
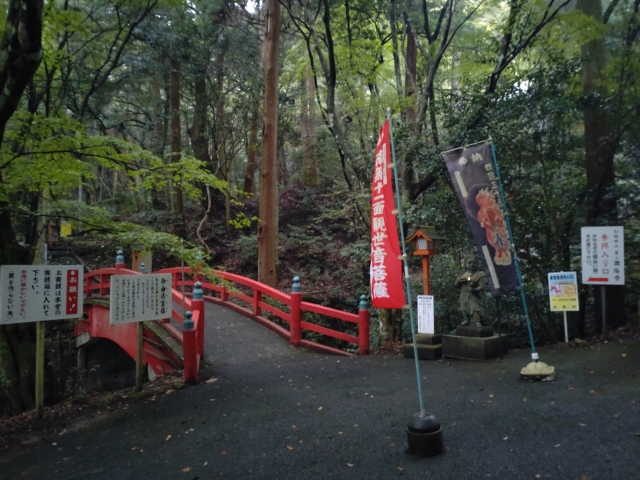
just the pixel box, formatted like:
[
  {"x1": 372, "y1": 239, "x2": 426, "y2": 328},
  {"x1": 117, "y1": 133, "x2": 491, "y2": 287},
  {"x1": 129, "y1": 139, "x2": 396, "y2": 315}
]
[
  {"x1": 110, "y1": 274, "x2": 172, "y2": 324},
  {"x1": 417, "y1": 295, "x2": 435, "y2": 334},
  {"x1": 548, "y1": 272, "x2": 579, "y2": 312},
  {"x1": 581, "y1": 227, "x2": 624, "y2": 285},
  {"x1": 370, "y1": 120, "x2": 404, "y2": 309},
  {"x1": 0, "y1": 265, "x2": 83, "y2": 324}
]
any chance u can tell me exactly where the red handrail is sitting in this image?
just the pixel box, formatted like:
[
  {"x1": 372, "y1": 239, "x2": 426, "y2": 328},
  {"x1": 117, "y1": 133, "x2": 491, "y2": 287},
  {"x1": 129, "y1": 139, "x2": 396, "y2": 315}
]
[
  {"x1": 83, "y1": 266, "x2": 203, "y2": 383},
  {"x1": 155, "y1": 267, "x2": 370, "y2": 356},
  {"x1": 80, "y1": 262, "x2": 370, "y2": 387}
]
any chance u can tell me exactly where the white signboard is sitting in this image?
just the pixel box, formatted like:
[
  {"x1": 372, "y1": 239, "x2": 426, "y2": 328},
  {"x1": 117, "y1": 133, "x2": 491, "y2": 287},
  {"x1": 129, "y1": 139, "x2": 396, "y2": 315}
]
[
  {"x1": 0, "y1": 265, "x2": 83, "y2": 324},
  {"x1": 110, "y1": 274, "x2": 172, "y2": 325},
  {"x1": 417, "y1": 295, "x2": 434, "y2": 334},
  {"x1": 581, "y1": 227, "x2": 625, "y2": 285}
]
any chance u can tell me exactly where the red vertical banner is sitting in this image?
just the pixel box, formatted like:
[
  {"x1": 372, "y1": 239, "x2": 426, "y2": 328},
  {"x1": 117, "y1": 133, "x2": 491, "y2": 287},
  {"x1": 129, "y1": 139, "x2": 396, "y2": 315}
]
[
  {"x1": 66, "y1": 269, "x2": 79, "y2": 315},
  {"x1": 370, "y1": 120, "x2": 404, "y2": 308}
]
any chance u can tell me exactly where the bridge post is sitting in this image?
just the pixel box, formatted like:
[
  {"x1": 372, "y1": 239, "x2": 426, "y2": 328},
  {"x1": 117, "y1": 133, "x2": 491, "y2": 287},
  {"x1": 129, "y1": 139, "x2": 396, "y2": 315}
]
[
  {"x1": 115, "y1": 249, "x2": 125, "y2": 271},
  {"x1": 290, "y1": 276, "x2": 302, "y2": 347},
  {"x1": 183, "y1": 311, "x2": 198, "y2": 384},
  {"x1": 358, "y1": 295, "x2": 370, "y2": 356},
  {"x1": 253, "y1": 290, "x2": 262, "y2": 317},
  {"x1": 192, "y1": 282, "x2": 205, "y2": 357}
]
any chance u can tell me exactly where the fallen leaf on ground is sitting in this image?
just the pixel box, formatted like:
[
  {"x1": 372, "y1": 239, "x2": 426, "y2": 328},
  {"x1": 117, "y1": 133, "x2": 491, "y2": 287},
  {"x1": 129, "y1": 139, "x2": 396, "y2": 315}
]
[
  {"x1": 205, "y1": 378, "x2": 218, "y2": 383},
  {"x1": 579, "y1": 423, "x2": 586, "y2": 427},
  {"x1": 166, "y1": 435, "x2": 172, "y2": 441},
  {"x1": 535, "y1": 475, "x2": 540, "y2": 479},
  {"x1": 165, "y1": 389, "x2": 174, "y2": 395},
  {"x1": 555, "y1": 444, "x2": 561, "y2": 447},
  {"x1": 397, "y1": 466, "x2": 404, "y2": 472},
  {"x1": 182, "y1": 467, "x2": 191, "y2": 473},
  {"x1": 204, "y1": 462, "x2": 208, "y2": 466},
  {"x1": 589, "y1": 390, "x2": 597, "y2": 394},
  {"x1": 347, "y1": 463, "x2": 353, "y2": 467},
  {"x1": 317, "y1": 406, "x2": 323, "y2": 411},
  {"x1": 622, "y1": 354, "x2": 627, "y2": 357},
  {"x1": 292, "y1": 425, "x2": 297, "y2": 429},
  {"x1": 131, "y1": 447, "x2": 137, "y2": 451},
  {"x1": 286, "y1": 445, "x2": 294, "y2": 451},
  {"x1": 503, "y1": 436, "x2": 508, "y2": 440},
  {"x1": 221, "y1": 451, "x2": 227, "y2": 455}
]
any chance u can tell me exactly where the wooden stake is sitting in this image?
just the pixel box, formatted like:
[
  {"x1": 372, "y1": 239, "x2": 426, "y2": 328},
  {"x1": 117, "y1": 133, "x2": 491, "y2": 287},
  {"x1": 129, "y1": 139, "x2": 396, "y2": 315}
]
[
  {"x1": 35, "y1": 321, "x2": 45, "y2": 419},
  {"x1": 135, "y1": 322, "x2": 143, "y2": 392}
]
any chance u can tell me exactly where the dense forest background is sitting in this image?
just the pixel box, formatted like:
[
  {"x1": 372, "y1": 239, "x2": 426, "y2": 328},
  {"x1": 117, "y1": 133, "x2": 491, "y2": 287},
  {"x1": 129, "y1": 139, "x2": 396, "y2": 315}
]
[{"x1": 0, "y1": 0, "x2": 639, "y2": 415}]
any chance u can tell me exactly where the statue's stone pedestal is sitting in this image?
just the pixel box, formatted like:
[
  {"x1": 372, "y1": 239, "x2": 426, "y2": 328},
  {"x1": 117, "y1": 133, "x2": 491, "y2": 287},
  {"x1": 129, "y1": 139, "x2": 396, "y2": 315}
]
[
  {"x1": 403, "y1": 334, "x2": 442, "y2": 361},
  {"x1": 456, "y1": 325, "x2": 494, "y2": 337},
  {"x1": 442, "y1": 329, "x2": 509, "y2": 361}
]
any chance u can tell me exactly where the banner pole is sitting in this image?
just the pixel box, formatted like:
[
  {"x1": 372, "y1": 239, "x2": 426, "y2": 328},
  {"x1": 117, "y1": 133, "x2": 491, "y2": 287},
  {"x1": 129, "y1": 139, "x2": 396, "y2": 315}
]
[
  {"x1": 387, "y1": 108, "x2": 425, "y2": 415},
  {"x1": 488, "y1": 139, "x2": 538, "y2": 360}
]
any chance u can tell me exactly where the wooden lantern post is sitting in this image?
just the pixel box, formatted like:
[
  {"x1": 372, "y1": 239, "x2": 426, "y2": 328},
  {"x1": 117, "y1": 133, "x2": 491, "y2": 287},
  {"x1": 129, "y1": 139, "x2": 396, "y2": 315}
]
[{"x1": 406, "y1": 226, "x2": 444, "y2": 295}]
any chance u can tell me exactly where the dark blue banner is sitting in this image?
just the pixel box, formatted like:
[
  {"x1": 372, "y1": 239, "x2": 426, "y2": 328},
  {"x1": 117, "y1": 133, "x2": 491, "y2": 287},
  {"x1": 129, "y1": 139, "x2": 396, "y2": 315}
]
[{"x1": 443, "y1": 142, "x2": 520, "y2": 297}]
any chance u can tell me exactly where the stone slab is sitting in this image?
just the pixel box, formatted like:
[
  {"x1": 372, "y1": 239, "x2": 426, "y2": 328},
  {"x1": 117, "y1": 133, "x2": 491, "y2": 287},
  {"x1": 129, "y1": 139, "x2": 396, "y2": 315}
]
[
  {"x1": 414, "y1": 334, "x2": 442, "y2": 345},
  {"x1": 403, "y1": 343, "x2": 443, "y2": 361},
  {"x1": 456, "y1": 326, "x2": 494, "y2": 337},
  {"x1": 442, "y1": 334, "x2": 509, "y2": 361}
]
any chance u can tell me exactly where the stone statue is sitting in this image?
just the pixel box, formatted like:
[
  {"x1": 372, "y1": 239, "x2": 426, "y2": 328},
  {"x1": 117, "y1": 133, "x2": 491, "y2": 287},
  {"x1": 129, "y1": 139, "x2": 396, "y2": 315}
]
[{"x1": 454, "y1": 255, "x2": 486, "y2": 327}]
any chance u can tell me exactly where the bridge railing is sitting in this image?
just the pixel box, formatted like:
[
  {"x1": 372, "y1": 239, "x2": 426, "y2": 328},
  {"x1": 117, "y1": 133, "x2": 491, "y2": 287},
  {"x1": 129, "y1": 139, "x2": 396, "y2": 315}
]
[
  {"x1": 83, "y1": 254, "x2": 204, "y2": 384},
  {"x1": 155, "y1": 267, "x2": 370, "y2": 356}
]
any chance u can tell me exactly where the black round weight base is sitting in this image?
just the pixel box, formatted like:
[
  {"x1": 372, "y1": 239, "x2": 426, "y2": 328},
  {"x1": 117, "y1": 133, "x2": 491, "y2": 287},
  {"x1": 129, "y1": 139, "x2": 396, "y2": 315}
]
[{"x1": 407, "y1": 426, "x2": 444, "y2": 457}]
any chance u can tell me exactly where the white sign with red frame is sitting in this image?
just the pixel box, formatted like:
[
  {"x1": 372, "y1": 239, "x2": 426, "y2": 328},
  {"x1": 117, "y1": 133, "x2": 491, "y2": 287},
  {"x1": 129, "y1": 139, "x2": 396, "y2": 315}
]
[
  {"x1": 0, "y1": 265, "x2": 83, "y2": 324},
  {"x1": 581, "y1": 226, "x2": 624, "y2": 285}
]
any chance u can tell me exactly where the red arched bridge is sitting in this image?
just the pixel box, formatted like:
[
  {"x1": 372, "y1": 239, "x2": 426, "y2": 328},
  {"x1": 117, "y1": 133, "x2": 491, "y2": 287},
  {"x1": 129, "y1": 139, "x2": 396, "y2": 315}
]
[{"x1": 76, "y1": 255, "x2": 371, "y2": 384}]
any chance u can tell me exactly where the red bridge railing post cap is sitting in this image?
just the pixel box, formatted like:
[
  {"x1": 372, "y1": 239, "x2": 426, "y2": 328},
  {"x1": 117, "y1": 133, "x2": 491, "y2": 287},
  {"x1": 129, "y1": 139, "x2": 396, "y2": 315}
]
[
  {"x1": 193, "y1": 282, "x2": 203, "y2": 300},
  {"x1": 115, "y1": 249, "x2": 124, "y2": 265},
  {"x1": 292, "y1": 276, "x2": 301, "y2": 293},
  {"x1": 184, "y1": 311, "x2": 194, "y2": 330},
  {"x1": 140, "y1": 263, "x2": 147, "y2": 274},
  {"x1": 359, "y1": 295, "x2": 368, "y2": 310}
]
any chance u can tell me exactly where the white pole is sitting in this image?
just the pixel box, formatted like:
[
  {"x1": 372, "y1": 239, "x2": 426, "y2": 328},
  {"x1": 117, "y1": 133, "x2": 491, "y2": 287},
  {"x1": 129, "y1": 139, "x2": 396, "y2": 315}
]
[{"x1": 563, "y1": 311, "x2": 569, "y2": 343}]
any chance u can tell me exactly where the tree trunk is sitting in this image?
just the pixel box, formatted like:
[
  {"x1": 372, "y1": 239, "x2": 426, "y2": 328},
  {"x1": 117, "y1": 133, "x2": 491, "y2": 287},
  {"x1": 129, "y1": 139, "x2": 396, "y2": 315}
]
[
  {"x1": 170, "y1": 58, "x2": 185, "y2": 238},
  {"x1": 577, "y1": 0, "x2": 625, "y2": 332},
  {"x1": 258, "y1": 0, "x2": 280, "y2": 288},
  {"x1": 150, "y1": 81, "x2": 165, "y2": 209},
  {"x1": 243, "y1": 103, "x2": 260, "y2": 196},
  {"x1": 300, "y1": 69, "x2": 318, "y2": 186},
  {"x1": 190, "y1": 74, "x2": 209, "y2": 164}
]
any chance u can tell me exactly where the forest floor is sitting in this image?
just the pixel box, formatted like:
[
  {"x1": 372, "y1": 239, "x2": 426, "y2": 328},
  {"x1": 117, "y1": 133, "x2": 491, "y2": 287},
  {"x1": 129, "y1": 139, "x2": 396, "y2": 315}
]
[{"x1": 1, "y1": 302, "x2": 639, "y2": 479}]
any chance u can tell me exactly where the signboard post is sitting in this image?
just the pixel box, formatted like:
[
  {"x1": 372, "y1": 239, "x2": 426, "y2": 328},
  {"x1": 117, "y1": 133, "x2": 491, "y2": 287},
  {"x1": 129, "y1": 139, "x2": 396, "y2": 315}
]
[
  {"x1": 417, "y1": 295, "x2": 435, "y2": 335},
  {"x1": 109, "y1": 273, "x2": 172, "y2": 391},
  {"x1": 548, "y1": 272, "x2": 579, "y2": 343},
  {"x1": 581, "y1": 227, "x2": 625, "y2": 334},
  {"x1": 0, "y1": 265, "x2": 84, "y2": 418}
]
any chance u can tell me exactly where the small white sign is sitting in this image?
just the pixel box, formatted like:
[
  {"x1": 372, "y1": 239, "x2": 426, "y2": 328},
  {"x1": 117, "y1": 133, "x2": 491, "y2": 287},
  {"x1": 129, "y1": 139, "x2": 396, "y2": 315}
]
[
  {"x1": 417, "y1": 295, "x2": 434, "y2": 334},
  {"x1": 110, "y1": 274, "x2": 172, "y2": 324},
  {"x1": 0, "y1": 265, "x2": 83, "y2": 324},
  {"x1": 581, "y1": 227, "x2": 625, "y2": 285}
]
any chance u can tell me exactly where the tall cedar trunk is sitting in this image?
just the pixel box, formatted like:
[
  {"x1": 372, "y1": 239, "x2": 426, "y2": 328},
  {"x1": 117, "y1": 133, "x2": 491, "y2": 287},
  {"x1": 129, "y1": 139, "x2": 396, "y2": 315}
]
[
  {"x1": 405, "y1": 29, "x2": 417, "y2": 123},
  {"x1": 190, "y1": 74, "x2": 209, "y2": 164},
  {"x1": 213, "y1": 46, "x2": 231, "y2": 222},
  {"x1": 258, "y1": 0, "x2": 280, "y2": 288},
  {"x1": 170, "y1": 58, "x2": 185, "y2": 238},
  {"x1": 301, "y1": 70, "x2": 317, "y2": 186},
  {"x1": 150, "y1": 81, "x2": 165, "y2": 209},
  {"x1": 577, "y1": 0, "x2": 625, "y2": 333},
  {"x1": 243, "y1": 103, "x2": 260, "y2": 195}
]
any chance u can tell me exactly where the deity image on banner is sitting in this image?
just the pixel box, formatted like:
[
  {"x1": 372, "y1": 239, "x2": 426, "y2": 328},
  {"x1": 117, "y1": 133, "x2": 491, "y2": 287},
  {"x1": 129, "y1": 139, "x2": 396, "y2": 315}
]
[
  {"x1": 443, "y1": 142, "x2": 520, "y2": 298},
  {"x1": 476, "y1": 188, "x2": 511, "y2": 266}
]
